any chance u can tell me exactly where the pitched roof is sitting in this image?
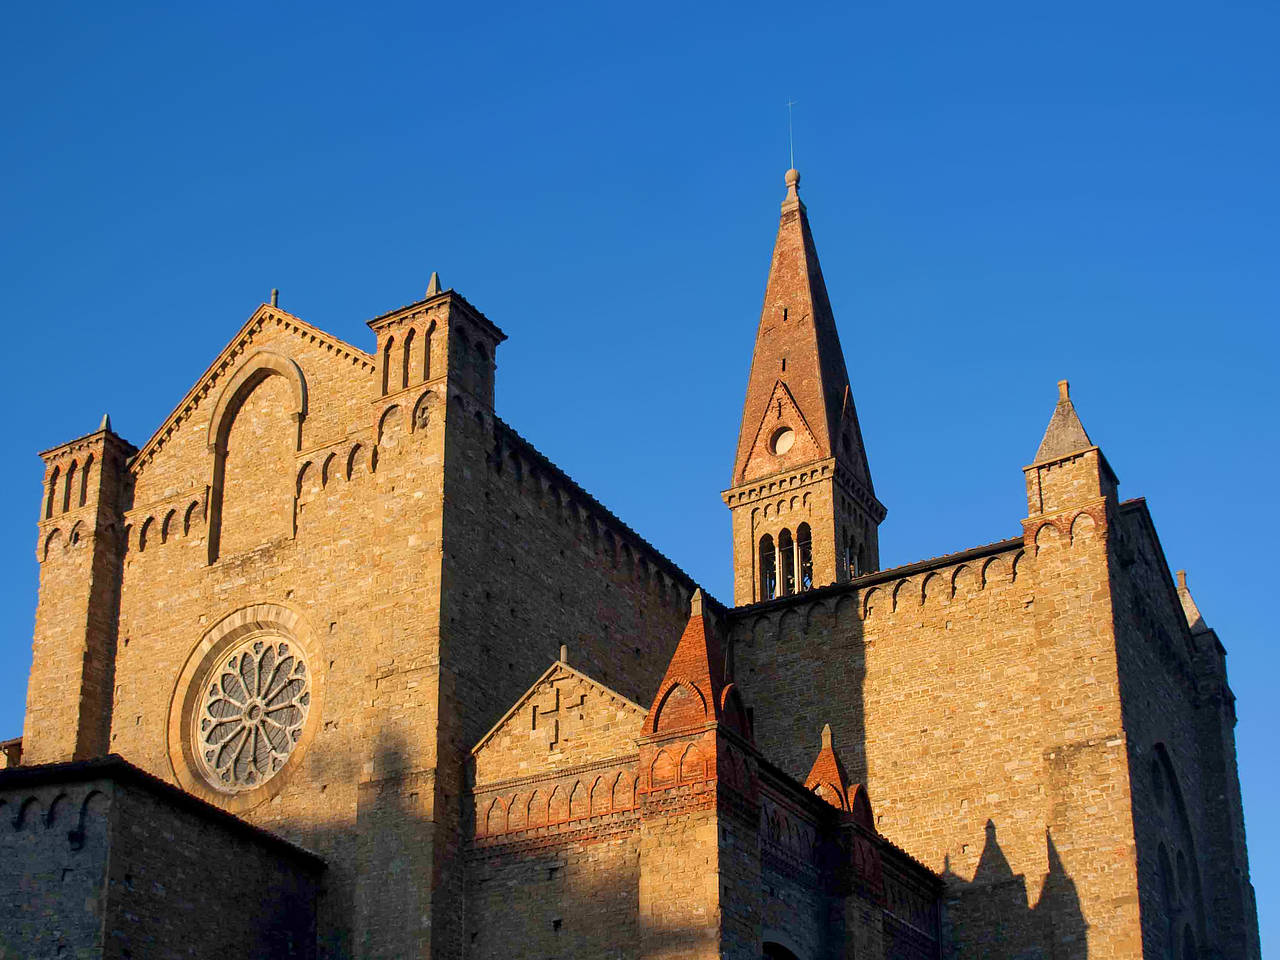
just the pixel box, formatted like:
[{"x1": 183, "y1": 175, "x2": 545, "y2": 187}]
[{"x1": 1034, "y1": 379, "x2": 1093, "y2": 462}]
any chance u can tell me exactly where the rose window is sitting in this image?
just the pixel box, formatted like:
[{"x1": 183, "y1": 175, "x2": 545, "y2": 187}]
[{"x1": 194, "y1": 637, "x2": 310, "y2": 793}]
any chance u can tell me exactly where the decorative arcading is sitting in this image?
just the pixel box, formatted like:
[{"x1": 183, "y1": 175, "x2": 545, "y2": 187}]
[{"x1": 474, "y1": 766, "x2": 642, "y2": 841}]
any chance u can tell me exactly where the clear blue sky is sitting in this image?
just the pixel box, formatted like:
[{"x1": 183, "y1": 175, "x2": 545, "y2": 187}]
[{"x1": 2, "y1": 1, "x2": 1275, "y2": 947}]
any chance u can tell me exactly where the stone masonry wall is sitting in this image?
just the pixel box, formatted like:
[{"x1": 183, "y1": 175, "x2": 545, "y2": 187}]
[
  {"x1": 0, "y1": 767, "x2": 321, "y2": 960},
  {"x1": 1108, "y1": 504, "x2": 1260, "y2": 960}
]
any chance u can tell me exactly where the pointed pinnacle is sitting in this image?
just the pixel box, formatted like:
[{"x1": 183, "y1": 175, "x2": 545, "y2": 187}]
[
  {"x1": 426, "y1": 272, "x2": 442, "y2": 297},
  {"x1": 99, "y1": 414, "x2": 112, "y2": 433},
  {"x1": 821, "y1": 722, "x2": 833, "y2": 749}
]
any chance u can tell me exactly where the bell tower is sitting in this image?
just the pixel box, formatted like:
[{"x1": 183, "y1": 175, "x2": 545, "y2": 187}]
[{"x1": 722, "y1": 170, "x2": 885, "y2": 605}]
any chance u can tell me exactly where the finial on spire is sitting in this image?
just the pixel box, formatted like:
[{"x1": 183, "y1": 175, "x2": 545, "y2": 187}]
[
  {"x1": 99, "y1": 413, "x2": 112, "y2": 433},
  {"x1": 426, "y1": 271, "x2": 442, "y2": 297},
  {"x1": 270, "y1": 288, "x2": 279, "y2": 308},
  {"x1": 559, "y1": 643, "x2": 568, "y2": 664},
  {"x1": 785, "y1": 168, "x2": 801, "y2": 202},
  {"x1": 690, "y1": 588, "x2": 705, "y2": 619},
  {"x1": 821, "y1": 722, "x2": 833, "y2": 749}
]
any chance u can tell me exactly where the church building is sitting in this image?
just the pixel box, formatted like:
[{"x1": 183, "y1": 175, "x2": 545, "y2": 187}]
[{"x1": 0, "y1": 170, "x2": 1259, "y2": 960}]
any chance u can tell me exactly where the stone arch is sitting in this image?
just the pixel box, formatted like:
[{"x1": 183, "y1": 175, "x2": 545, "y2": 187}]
[
  {"x1": 506, "y1": 792, "x2": 526, "y2": 831},
  {"x1": 650, "y1": 747, "x2": 678, "y2": 788},
  {"x1": 381, "y1": 335, "x2": 395, "y2": 395},
  {"x1": 206, "y1": 350, "x2": 307, "y2": 563},
  {"x1": 892, "y1": 578, "x2": 915, "y2": 611},
  {"x1": 14, "y1": 796, "x2": 42, "y2": 829},
  {"x1": 400, "y1": 328, "x2": 415, "y2": 391},
  {"x1": 161, "y1": 509, "x2": 178, "y2": 543},
  {"x1": 752, "y1": 615, "x2": 774, "y2": 647},
  {"x1": 548, "y1": 784, "x2": 568, "y2": 823},
  {"x1": 411, "y1": 391, "x2": 434, "y2": 433},
  {"x1": 484, "y1": 796, "x2": 506, "y2": 836},
  {"x1": 377, "y1": 405, "x2": 404, "y2": 447},
  {"x1": 68, "y1": 520, "x2": 83, "y2": 547},
  {"x1": 42, "y1": 528, "x2": 63, "y2": 561},
  {"x1": 860, "y1": 588, "x2": 881, "y2": 620},
  {"x1": 45, "y1": 465, "x2": 59, "y2": 519},
  {"x1": 206, "y1": 349, "x2": 307, "y2": 454},
  {"x1": 139, "y1": 517, "x2": 154, "y2": 552},
  {"x1": 652, "y1": 681, "x2": 708, "y2": 733},
  {"x1": 183, "y1": 500, "x2": 200, "y2": 537},
  {"x1": 62, "y1": 460, "x2": 77, "y2": 513},
  {"x1": 680, "y1": 742, "x2": 705, "y2": 782},
  {"x1": 952, "y1": 564, "x2": 977, "y2": 597},
  {"x1": 779, "y1": 609, "x2": 803, "y2": 643},
  {"x1": 590, "y1": 775, "x2": 610, "y2": 815},
  {"x1": 321, "y1": 452, "x2": 339, "y2": 487},
  {"x1": 1034, "y1": 522, "x2": 1062, "y2": 554},
  {"x1": 981, "y1": 556, "x2": 1007, "y2": 588},
  {"x1": 612, "y1": 772, "x2": 635, "y2": 811},
  {"x1": 526, "y1": 790, "x2": 546, "y2": 828},
  {"x1": 1070, "y1": 511, "x2": 1097, "y2": 544},
  {"x1": 568, "y1": 780, "x2": 588, "y2": 819},
  {"x1": 79, "y1": 453, "x2": 94, "y2": 507},
  {"x1": 346, "y1": 444, "x2": 366, "y2": 481}
]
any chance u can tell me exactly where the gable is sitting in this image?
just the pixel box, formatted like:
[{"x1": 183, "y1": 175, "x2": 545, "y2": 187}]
[
  {"x1": 740, "y1": 380, "x2": 824, "y2": 483},
  {"x1": 128, "y1": 305, "x2": 376, "y2": 508},
  {"x1": 472, "y1": 662, "x2": 646, "y2": 787}
]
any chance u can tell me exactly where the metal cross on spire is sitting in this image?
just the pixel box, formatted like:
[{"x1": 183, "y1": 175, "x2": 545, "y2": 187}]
[{"x1": 786, "y1": 99, "x2": 799, "y2": 170}]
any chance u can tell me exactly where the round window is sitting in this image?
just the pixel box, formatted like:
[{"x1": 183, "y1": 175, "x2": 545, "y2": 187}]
[
  {"x1": 193, "y1": 636, "x2": 311, "y2": 794},
  {"x1": 770, "y1": 427, "x2": 795, "y2": 455}
]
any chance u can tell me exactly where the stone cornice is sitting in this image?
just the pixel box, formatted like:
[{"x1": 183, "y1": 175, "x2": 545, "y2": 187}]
[{"x1": 367, "y1": 289, "x2": 508, "y2": 344}]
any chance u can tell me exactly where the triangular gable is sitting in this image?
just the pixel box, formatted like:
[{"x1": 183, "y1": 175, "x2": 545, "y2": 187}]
[
  {"x1": 471, "y1": 659, "x2": 647, "y2": 787},
  {"x1": 130, "y1": 303, "x2": 375, "y2": 477},
  {"x1": 740, "y1": 379, "x2": 824, "y2": 482}
]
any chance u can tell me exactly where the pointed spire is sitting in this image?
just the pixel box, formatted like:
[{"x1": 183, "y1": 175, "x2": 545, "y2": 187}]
[
  {"x1": 1176, "y1": 569, "x2": 1210, "y2": 634},
  {"x1": 732, "y1": 169, "x2": 874, "y2": 490},
  {"x1": 804, "y1": 722, "x2": 851, "y2": 811},
  {"x1": 99, "y1": 414, "x2": 112, "y2": 433},
  {"x1": 1034, "y1": 380, "x2": 1093, "y2": 462},
  {"x1": 645, "y1": 590, "x2": 749, "y2": 737},
  {"x1": 425, "y1": 271, "x2": 442, "y2": 297}
]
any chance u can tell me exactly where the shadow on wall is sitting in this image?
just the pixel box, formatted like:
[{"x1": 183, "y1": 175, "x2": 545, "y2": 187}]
[{"x1": 942, "y1": 821, "x2": 1088, "y2": 960}]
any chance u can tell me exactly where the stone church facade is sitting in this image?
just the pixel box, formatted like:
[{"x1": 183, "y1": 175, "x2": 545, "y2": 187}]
[{"x1": 0, "y1": 171, "x2": 1259, "y2": 959}]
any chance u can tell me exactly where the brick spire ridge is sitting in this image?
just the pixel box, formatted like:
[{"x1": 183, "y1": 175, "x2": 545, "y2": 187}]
[
  {"x1": 1034, "y1": 379, "x2": 1093, "y2": 462},
  {"x1": 804, "y1": 722, "x2": 852, "y2": 810},
  {"x1": 731, "y1": 169, "x2": 874, "y2": 490},
  {"x1": 643, "y1": 590, "x2": 750, "y2": 738}
]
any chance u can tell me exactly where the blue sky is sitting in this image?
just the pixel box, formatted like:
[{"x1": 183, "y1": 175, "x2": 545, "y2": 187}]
[{"x1": 2, "y1": 0, "x2": 1275, "y2": 947}]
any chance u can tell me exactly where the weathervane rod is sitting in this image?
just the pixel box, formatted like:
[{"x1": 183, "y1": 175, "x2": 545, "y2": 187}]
[{"x1": 786, "y1": 99, "x2": 798, "y2": 169}]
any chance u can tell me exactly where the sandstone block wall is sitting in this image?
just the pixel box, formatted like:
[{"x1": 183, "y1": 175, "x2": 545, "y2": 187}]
[{"x1": 0, "y1": 758, "x2": 321, "y2": 960}]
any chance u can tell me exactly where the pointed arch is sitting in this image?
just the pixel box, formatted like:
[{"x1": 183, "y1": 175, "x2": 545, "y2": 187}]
[
  {"x1": 568, "y1": 780, "x2": 588, "y2": 819},
  {"x1": 45, "y1": 465, "x2": 60, "y2": 519},
  {"x1": 590, "y1": 775, "x2": 611, "y2": 815},
  {"x1": 381, "y1": 335, "x2": 395, "y2": 395},
  {"x1": 680, "y1": 742, "x2": 705, "y2": 782},
  {"x1": 401, "y1": 328, "x2": 415, "y2": 390},
  {"x1": 79, "y1": 453, "x2": 94, "y2": 507},
  {"x1": 422, "y1": 321, "x2": 435, "y2": 381},
  {"x1": 62, "y1": 460, "x2": 77, "y2": 513},
  {"x1": 161, "y1": 509, "x2": 177, "y2": 544}
]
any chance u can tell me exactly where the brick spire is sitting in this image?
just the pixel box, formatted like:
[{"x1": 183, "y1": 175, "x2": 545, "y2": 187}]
[
  {"x1": 731, "y1": 169, "x2": 873, "y2": 490},
  {"x1": 644, "y1": 590, "x2": 750, "y2": 738},
  {"x1": 804, "y1": 723, "x2": 851, "y2": 810}
]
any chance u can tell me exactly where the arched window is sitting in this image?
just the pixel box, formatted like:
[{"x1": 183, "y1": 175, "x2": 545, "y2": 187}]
[
  {"x1": 797, "y1": 523, "x2": 813, "y2": 591},
  {"x1": 779, "y1": 528, "x2": 795, "y2": 596},
  {"x1": 760, "y1": 534, "x2": 777, "y2": 601},
  {"x1": 401, "y1": 328, "x2": 415, "y2": 390},
  {"x1": 381, "y1": 336, "x2": 395, "y2": 395},
  {"x1": 45, "y1": 465, "x2": 59, "y2": 519},
  {"x1": 79, "y1": 454, "x2": 93, "y2": 507},
  {"x1": 422, "y1": 327, "x2": 433, "y2": 381},
  {"x1": 62, "y1": 461, "x2": 77, "y2": 513}
]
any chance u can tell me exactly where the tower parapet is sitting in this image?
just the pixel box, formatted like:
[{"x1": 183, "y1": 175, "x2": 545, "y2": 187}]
[{"x1": 24, "y1": 417, "x2": 135, "y2": 764}]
